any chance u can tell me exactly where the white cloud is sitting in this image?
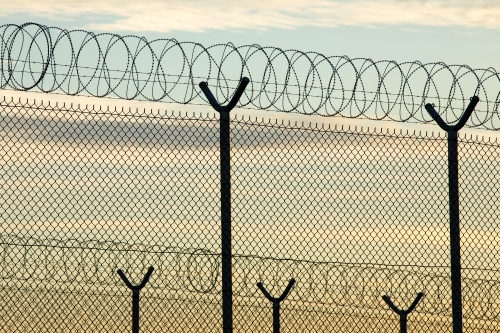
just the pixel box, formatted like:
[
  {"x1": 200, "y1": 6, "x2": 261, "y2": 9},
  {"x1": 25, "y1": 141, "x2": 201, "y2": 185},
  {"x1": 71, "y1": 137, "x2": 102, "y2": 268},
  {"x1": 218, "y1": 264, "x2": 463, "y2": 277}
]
[{"x1": 1, "y1": 0, "x2": 500, "y2": 33}]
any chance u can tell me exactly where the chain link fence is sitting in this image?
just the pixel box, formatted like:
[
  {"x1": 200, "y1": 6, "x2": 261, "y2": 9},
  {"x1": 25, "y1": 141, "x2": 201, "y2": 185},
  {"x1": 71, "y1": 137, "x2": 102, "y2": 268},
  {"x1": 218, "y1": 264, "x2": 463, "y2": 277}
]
[{"x1": 1, "y1": 96, "x2": 500, "y2": 332}]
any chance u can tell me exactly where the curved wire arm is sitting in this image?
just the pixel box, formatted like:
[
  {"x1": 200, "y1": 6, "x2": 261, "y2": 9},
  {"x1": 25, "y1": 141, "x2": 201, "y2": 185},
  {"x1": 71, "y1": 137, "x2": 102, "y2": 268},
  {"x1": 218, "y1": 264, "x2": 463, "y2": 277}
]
[
  {"x1": 199, "y1": 77, "x2": 250, "y2": 113},
  {"x1": 382, "y1": 292, "x2": 425, "y2": 315},
  {"x1": 117, "y1": 266, "x2": 154, "y2": 291},
  {"x1": 425, "y1": 97, "x2": 480, "y2": 132},
  {"x1": 257, "y1": 278, "x2": 296, "y2": 303}
]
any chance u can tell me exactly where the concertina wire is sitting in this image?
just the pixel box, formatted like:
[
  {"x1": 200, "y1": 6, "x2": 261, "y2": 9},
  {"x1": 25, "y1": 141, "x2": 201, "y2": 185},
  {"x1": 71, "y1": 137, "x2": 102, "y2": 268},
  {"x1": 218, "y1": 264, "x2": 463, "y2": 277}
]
[
  {"x1": 1, "y1": 23, "x2": 500, "y2": 129},
  {"x1": 1, "y1": 232, "x2": 499, "y2": 320}
]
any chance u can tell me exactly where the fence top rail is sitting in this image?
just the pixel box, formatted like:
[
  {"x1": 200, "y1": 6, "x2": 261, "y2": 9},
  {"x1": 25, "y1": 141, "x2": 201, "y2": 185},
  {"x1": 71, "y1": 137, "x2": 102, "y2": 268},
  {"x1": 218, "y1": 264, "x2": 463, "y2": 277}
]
[
  {"x1": 5, "y1": 94, "x2": 500, "y2": 145},
  {"x1": 1, "y1": 22, "x2": 500, "y2": 130}
]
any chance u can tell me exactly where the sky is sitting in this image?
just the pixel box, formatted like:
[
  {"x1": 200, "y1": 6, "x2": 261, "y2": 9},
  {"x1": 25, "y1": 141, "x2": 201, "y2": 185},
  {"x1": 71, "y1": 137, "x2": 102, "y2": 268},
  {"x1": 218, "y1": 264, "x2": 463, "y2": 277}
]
[
  {"x1": 1, "y1": 0, "x2": 499, "y2": 66},
  {"x1": 1, "y1": 0, "x2": 500, "y2": 135}
]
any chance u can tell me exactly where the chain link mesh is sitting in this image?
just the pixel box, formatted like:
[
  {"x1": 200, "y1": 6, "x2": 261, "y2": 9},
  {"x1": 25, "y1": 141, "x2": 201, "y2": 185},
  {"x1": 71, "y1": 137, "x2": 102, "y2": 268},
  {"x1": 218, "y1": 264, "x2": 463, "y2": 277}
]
[{"x1": 1, "y1": 96, "x2": 500, "y2": 332}]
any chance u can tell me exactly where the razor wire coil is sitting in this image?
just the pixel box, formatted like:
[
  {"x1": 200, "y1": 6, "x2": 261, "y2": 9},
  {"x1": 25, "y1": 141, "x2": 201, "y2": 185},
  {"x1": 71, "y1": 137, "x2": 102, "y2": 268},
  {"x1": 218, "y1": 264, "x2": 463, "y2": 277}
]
[
  {"x1": 1, "y1": 23, "x2": 500, "y2": 129},
  {"x1": 2, "y1": 233, "x2": 500, "y2": 320}
]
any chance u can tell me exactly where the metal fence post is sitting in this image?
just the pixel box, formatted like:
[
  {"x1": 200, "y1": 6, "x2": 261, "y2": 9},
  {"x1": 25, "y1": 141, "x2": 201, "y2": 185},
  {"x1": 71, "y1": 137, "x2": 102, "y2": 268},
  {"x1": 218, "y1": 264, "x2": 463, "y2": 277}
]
[
  {"x1": 382, "y1": 292, "x2": 424, "y2": 333},
  {"x1": 117, "y1": 267, "x2": 154, "y2": 333},
  {"x1": 199, "y1": 77, "x2": 250, "y2": 333},
  {"x1": 424, "y1": 96, "x2": 479, "y2": 333},
  {"x1": 257, "y1": 279, "x2": 296, "y2": 333}
]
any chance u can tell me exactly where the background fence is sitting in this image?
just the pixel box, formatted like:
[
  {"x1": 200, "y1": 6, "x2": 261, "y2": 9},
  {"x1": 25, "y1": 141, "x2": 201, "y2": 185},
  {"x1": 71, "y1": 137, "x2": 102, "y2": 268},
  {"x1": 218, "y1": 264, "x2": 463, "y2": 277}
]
[{"x1": 1, "y1": 95, "x2": 500, "y2": 332}]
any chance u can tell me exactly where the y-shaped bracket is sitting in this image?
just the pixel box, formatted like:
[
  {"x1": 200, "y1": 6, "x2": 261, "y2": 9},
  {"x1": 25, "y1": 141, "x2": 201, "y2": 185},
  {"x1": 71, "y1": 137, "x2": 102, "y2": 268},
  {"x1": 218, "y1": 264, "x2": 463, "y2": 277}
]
[
  {"x1": 425, "y1": 95, "x2": 479, "y2": 333},
  {"x1": 199, "y1": 77, "x2": 250, "y2": 333},
  {"x1": 117, "y1": 267, "x2": 154, "y2": 333},
  {"x1": 424, "y1": 96, "x2": 479, "y2": 132},
  {"x1": 382, "y1": 292, "x2": 424, "y2": 333},
  {"x1": 199, "y1": 77, "x2": 250, "y2": 113},
  {"x1": 257, "y1": 279, "x2": 296, "y2": 333}
]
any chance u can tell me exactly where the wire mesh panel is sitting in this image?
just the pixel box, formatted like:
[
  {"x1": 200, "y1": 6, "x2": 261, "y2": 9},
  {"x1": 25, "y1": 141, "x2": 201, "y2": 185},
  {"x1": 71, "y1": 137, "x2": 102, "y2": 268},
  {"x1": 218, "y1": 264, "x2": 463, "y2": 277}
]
[
  {"x1": 231, "y1": 119, "x2": 452, "y2": 333},
  {"x1": 460, "y1": 136, "x2": 500, "y2": 331},
  {"x1": 1, "y1": 97, "x2": 500, "y2": 332},
  {"x1": 0, "y1": 99, "x2": 222, "y2": 333}
]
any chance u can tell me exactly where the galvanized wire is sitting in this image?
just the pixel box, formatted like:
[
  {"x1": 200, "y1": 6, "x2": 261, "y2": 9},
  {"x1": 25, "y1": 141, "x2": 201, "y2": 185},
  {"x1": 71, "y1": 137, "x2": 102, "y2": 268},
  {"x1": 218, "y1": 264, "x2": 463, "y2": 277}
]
[{"x1": 1, "y1": 23, "x2": 500, "y2": 129}]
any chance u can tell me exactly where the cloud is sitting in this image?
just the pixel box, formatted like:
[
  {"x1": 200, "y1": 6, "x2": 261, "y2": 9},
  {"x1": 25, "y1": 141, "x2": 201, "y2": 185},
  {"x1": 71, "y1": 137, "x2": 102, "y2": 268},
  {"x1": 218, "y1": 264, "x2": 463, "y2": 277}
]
[{"x1": 1, "y1": 0, "x2": 500, "y2": 33}]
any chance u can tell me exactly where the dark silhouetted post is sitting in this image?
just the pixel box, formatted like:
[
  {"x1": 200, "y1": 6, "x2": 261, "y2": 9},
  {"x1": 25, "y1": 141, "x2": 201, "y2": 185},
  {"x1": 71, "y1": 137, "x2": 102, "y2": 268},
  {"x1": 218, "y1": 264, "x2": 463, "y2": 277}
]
[
  {"x1": 117, "y1": 267, "x2": 154, "y2": 333},
  {"x1": 199, "y1": 77, "x2": 250, "y2": 333},
  {"x1": 425, "y1": 96, "x2": 479, "y2": 333},
  {"x1": 382, "y1": 293, "x2": 424, "y2": 333},
  {"x1": 257, "y1": 279, "x2": 296, "y2": 333}
]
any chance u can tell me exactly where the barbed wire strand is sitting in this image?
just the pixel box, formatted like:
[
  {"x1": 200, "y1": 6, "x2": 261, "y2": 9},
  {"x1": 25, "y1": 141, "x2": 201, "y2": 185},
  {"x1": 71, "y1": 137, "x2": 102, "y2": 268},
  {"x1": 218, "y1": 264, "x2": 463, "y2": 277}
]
[{"x1": 1, "y1": 23, "x2": 500, "y2": 129}]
